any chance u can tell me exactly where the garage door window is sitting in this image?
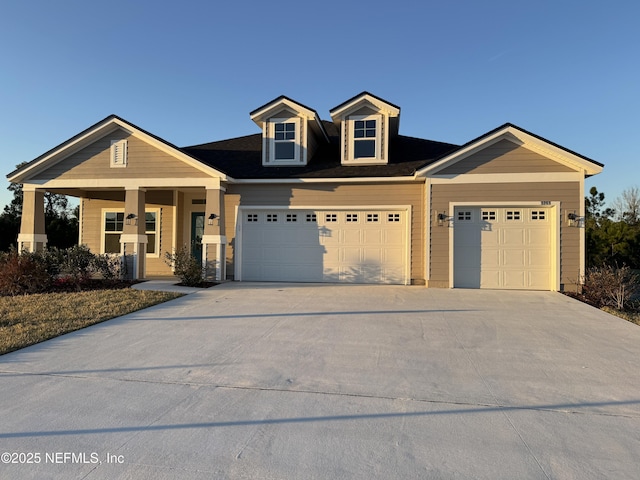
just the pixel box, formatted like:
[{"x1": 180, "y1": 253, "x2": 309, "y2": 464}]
[
  {"x1": 531, "y1": 211, "x2": 546, "y2": 221},
  {"x1": 506, "y1": 210, "x2": 521, "y2": 221},
  {"x1": 388, "y1": 213, "x2": 400, "y2": 222},
  {"x1": 457, "y1": 211, "x2": 472, "y2": 221},
  {"x1": 482, "y1": 211, "x2": 496, "y2": 221}
]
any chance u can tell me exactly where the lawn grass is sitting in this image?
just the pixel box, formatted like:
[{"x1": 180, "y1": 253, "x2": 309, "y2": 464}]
[{"x1": 0, "y1": 289, "x2": 183, "y2": 355}]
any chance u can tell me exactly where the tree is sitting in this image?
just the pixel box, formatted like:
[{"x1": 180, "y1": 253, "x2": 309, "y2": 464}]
[
  {"x1": 611, "y1": 186, "x2": 640, "y2": 225},
  {"x1": 1, "y1": 162, "x2": 78, "y2": 251},
  {"x1": 585, "y1": 186, "x2": 614, "y2": 225},
  {"x1": 585, "y1": 186, "x2": 640, "y2": 269},
  {"x1": 3, "y1": 180, "x2": 23, "y2": 218}
]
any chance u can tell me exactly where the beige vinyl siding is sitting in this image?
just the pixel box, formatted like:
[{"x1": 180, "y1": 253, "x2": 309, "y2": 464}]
[
  {"x1": 438, "y1": 140, "x2": 576, "y2": 175},
  {"x1": 31, "y1": 130, "x2": 211, "y2": 181},
  {"x1": 307, "y1": 120, "x2": 319, "y2": 164},
  {"x1": 350, "y1": 106, "x2": 379, "y2": 116},
  {"x1": 429, "y1": 182, "x2": 581, "y2": 289},
  {"x1": 224, "y1": 182, "x2": 424, "y2": 282},
  {"x1": 80, "y1": 191, "x2": 175, "y2": 276}
]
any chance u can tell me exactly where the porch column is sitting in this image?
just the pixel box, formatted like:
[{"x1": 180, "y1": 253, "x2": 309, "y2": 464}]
[
  {"x1": 201, "y1": 182, "x2": 226, "y2": 282},
  {"x1": 120, "y1": 188, "x2": 147, "y2": 280},
  {"x1": 17, "y1": 188, "x2": 47, "y2": 252}
]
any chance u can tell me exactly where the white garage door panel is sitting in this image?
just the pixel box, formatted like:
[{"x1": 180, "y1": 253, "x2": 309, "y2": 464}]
[
  {"x1": 364, "y1": 229, "x2": 383, "y2": 243},
  {"x1": 528, "y1": 251, "x2": 550, "y2": 267},
  {"x1": 528, "y1": 229, "x2": 550, "y2": 245},
  {"x1": 502, "y1": 250, "x2": 525, "y2": 267},
  {"x1": 241, "y1": 209, "x2": 407, "y2": 284},
  {"x1": 503, "y1": 228, "x2": 525, "y2": 245},
  {"x1": 454, "y1": 207, "x2": 552, "y2": 290}
]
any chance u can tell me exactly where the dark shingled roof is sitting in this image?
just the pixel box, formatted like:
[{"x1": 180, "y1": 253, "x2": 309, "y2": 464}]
[{"x1": 182, "y1": 121, "x2": 459, "y2": 179}]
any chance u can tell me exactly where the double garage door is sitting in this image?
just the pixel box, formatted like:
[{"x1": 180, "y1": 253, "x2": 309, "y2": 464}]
[
  {"x1": 240, "y1": 208, "x2": 408, "y2": 284},
  {"x1": 453, "y1": 206, "x2": 552, "y2": 290}
]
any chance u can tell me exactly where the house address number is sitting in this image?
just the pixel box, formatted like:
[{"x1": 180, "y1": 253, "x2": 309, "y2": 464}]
[{"x1": 540, "y1": 201, "x2": 551, "y2": 205}]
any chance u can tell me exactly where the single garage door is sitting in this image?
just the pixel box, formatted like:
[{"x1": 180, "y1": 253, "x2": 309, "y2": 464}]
[
  {"x1": 453, "y1": 206, "x2": 551, "y2": 290},
  {"x1": 240, "y1": 208, "x2": 408, "y2": 284}
]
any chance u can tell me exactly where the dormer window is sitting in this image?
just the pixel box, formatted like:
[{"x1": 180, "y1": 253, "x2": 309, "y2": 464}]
[
  {"x1": 347, "y1": 114, "x2": 383, "y2": 162},
  {"x1": 353, "y1": 117, "x2": 377, "y2": 158},
  {"x1": 274, "y1": 121, "x2": 296, "y2": 160},
  {"x1": 329, "y1": 92, "x2": 400, "y2": 166},
  {"x1": 250, "y1": 96, "x2": 329, "y2": 167},
  {"x1": 268, "y1": 118, "x2": 301, "y2": 164}
]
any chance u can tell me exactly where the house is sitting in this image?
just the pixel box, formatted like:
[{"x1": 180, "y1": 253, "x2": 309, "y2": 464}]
[{"x1": 7, "y1": 92, "x2": 603, "y2": 290}]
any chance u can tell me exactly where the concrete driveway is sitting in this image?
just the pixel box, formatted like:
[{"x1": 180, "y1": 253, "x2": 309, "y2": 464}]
[{"x1": 1, "y1": 283, "x2": 639, "y2": 479}]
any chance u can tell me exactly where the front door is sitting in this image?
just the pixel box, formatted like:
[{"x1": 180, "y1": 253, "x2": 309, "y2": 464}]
[{"x1": 191, "y1": 212, "x2": 205, "y2": 261}]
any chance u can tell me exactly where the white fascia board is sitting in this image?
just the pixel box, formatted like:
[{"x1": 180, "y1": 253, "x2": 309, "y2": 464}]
[
  {"x1": 512, "y1": 131, "x2": 603, "y2": 176},
  {"x1": 312, "y1": 112, "x2": 330, "y2": 143},
  {"x1": 9, "y1": 117, "x2": 230, "y2": 184},
  {"x1": 250, "y1": 98, "x2": 315, "y2": 124},
  {"x1": 329, "y1": 94, "x2": 400, "y2": 122},
  {"x1": 250, "y1": 98, "x2": 329, "y2": 143},
  {"x1": 8, "y1": 121, "x2": 121, "y2": 183},
  {"x1": 416, "y1": 129, "x2": 516, "y2": 176},
  {"x1": 26, "y1": 176, "x2": 422, "y2": 190},
  {"x1": 417, "y1": 125, "x2": 602, "y2": 177},
  {"x1": 111, "y1": 118, "x2": 230, "y2": 181},
  {"x1": 22, "y1": 177, "x2": 227, "y2": 190},
  {"x1": 429, "y1": 172, "x2": 582, "y2": 184}
]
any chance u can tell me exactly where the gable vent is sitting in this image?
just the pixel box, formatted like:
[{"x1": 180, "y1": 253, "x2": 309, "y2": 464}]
[{"x1": 110, "y1": 139, "x2": 128, "y2": 168}]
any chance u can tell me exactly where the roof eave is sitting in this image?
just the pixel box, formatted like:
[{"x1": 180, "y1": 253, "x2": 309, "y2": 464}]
[
  {"x1": 249, "y1": 95, "x2": 329, "y2": 142},
  {"x1": 416, "y1": 123, "x2": 603, "y2": 177},
  {"x1": 8, "y1": 115, "x2": 231, "y2": 184}
]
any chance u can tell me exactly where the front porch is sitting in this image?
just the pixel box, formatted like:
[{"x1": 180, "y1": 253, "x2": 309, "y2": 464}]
[{"x1": 17, "y1": 185, "x2": 228, "y2": 282}]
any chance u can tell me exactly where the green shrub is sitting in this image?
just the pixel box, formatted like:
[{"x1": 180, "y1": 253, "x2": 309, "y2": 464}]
[
  {"x1": 59, "y1": 245, "x2": 95, "y2": 285},
  {"x1": 91, "y1": 253, "x2": 126, "y2": 280},
  {"x1": 583, "y1": 264, "x2": 639, "y2": 310},
  {"x1": 0, "y1": 250, "x2": 52, "y2": 296},
  {"x1": 164, "y1": 245, "x2": 203, "y2": 286},
  {"x1": 0, "y1": 246, "x2": 129, "y2": 296}
]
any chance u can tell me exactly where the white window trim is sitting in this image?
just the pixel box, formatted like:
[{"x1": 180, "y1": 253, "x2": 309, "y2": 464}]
[
  {"x1": 266, "y1": 117, "x2": 303, "y2": 165},
  {"x1": 101, "y1": 208, "x2": 160, "y2": 257},
  {"x1": 110, "y1": 139, "x2": 128, "y2": 168},
  {"x1": 102, "y1": 210, "x2": 125, "y2": 255},
  {"x1": 346, "y1": 114, "x2": 384, "y2": 165}
]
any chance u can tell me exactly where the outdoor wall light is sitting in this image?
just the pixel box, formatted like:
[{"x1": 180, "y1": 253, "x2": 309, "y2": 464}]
[
  {"x1": 125, "y1": 213, "x2": 137, "y2": 225},
  {"x1": 567, "y1": 211, "x2": 578, "y2": 227},
  {"x1": 208, "y1": 213, "x2": 219, "y2": 225},
  {"x1": 437, "y1": 212, "x2": 448, "y2": 227}
]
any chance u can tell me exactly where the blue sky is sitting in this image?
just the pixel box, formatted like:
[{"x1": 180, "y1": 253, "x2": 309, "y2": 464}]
[{"x1": 1, "y1": 0, "x2": 638, "y2": 211}]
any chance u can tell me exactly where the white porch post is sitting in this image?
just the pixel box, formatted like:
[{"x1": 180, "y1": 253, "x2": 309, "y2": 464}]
[
  {"x1": 17, "y1": 187, "x2": 48, "y2": 252},
  {"x1": 120, "y1": 188, "x2": 147, "y2": 280},
  {"x1": 201, "y1": 181, "x2": 226, "y2": 281}
]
